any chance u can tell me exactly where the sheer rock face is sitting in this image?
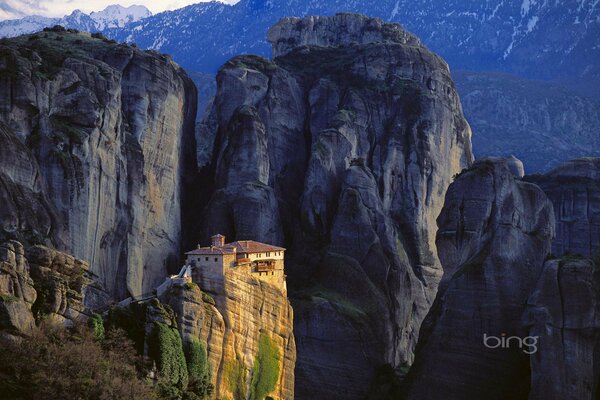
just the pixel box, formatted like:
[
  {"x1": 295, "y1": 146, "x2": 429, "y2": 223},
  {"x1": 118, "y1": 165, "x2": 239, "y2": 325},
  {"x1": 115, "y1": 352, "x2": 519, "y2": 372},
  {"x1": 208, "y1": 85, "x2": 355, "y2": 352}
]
[
  {"x1": 199, "y1": 14, "x2": 472, "y2": 398},
  {"x1": 160, "y1": 269, "x2": 295, "y2": 400},
  {"x1": 0, "y1": 32, "x2": 197, "y2": 300},
  {"x1": 406, "y1": 158, "x2": 555, "y2": 399},
  {"x1": 525, "y1": 258, "x2": 600, "y2": 400},
  {"x1": 525, "y1": 158, "x2": 600, "y2": 258}
]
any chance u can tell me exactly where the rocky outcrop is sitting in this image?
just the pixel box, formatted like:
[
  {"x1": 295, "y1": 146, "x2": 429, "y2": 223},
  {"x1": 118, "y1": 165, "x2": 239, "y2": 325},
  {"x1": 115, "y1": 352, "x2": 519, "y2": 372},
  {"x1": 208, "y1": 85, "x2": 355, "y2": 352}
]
[
  {"x1": 0, "y1": 240, "x2": 105, "y2": 338},
  {"x1": 406, "y1": 158, "x2": 555, "y2": 399},
  {"x1": 198, "y1": 14, "x2": 472, "y2": 398},
  {"x1": 0, "y1": 29, "x2": 197, "y2": 300},
  {"x1": 143, "y1": 267, "x2": 295, "y2": 400},
  {"x1": 0, "y1": 241, "x2": 36, "y2": 336},
  {"x1": 525, "y1": 158, "x2": 600, "y2": 258},
  {"x1": 268, "y1": 14, "x2": 421, "y2": 58}
]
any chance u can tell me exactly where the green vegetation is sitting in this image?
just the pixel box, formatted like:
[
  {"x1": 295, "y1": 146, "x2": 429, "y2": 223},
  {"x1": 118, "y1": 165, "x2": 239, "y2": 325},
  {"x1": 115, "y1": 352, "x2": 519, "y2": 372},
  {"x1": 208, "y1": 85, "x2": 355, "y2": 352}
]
[
  {"x1": 0, "y1": 323, "x2": 157, "y2": 399},
  {"x1": 107, "y1": 304, "x2": 147, "y2": 353},
  {"x1": 201, "y1": 292, "x2": 215, "y2": 306},
  {"x1": 87, "y1": 312, "x2": 105, "y2": 341},
  {"x1": 224, "y1": 359, "x2": 247, "y2": 400},
  {"x1": 186, "y1": 340, "x2": 214, "y2": 398},
  {"x1": 183, "y1": 281, "x2": 198, "y2": 291},
  {"x1": 0, "y1": 292, "x2": 19, "y2": 302},
  {"x1": 250, "y1": 334, "x2": 281, "y2": 400},
  {"x1": 149, "y1": 322, "x2": 189, "y2": 389}
]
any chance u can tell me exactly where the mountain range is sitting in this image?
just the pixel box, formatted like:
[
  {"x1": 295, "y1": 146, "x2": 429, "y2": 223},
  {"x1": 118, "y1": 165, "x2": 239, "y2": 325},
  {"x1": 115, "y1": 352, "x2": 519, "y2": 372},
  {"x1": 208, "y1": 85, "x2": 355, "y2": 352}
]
[
  {"x1": 0, "y1": 0, "x2": 599, "y2": 169},
  {"x1": 0, "y1": 4, "x2": 151, "y2": 38}
]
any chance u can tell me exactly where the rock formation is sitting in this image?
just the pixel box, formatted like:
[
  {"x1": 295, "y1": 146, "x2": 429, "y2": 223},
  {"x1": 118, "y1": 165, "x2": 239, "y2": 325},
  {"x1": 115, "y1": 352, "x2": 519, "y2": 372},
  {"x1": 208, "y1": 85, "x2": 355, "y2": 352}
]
[
  {"x1": 405, "y1": 157, "x2": 600, "y2": 399},
  {"x1": 0, "y1": 241, "x2": 37, "y2": 337},
  {"x1": 525, "y1": 257, "x2": 600, "y2": 400},
  {"x1": 198, "y1": 13, "x2": 473, "y2": 398},
  {"x1": 525, "y1": 158, "x2": 600, "y2": 258},
  {"x1": 0, "y1": 240, "x2": 104, "y2": 339},
  {"x1": 129, "y1": 266, "x2": 295, "y2": 400},
  {"x1": 0, "y1": 29, "x2": 197, "y2": 300}
]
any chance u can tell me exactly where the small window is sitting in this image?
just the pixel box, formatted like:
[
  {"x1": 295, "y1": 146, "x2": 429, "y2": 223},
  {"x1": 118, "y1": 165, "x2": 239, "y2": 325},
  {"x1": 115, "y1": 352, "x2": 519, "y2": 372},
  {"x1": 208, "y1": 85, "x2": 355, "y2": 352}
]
[
  {"x1": 214, "y1": 257, "x2": 218, "y2": 262},
  {"x1": 266, "y1": 252, "x2": 270, "y2": 257},
  {"x1": 205, "y1": 257, "x2": 208, "y2": 261}
]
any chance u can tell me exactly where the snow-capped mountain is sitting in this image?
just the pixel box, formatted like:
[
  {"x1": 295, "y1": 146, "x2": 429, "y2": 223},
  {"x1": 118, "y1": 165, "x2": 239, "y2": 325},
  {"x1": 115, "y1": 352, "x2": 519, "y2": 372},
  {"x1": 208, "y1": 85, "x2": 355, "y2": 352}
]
[
  {"x1": 0, "y1": 4, "x2": 151, "y2": 38},
  {"x1": 0, "y1": 15, "x2": 57, "y2": 38},
  {"x1": 89, "y1": 5, "x2": 152, "y2": 30},
  {"x1": 104, "y1": 0, "x2": 599, "y2": 97}
]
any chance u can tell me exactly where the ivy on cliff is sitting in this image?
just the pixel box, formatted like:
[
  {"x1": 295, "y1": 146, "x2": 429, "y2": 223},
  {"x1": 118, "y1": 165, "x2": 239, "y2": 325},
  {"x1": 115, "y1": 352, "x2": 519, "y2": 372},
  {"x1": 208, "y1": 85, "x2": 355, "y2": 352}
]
[
  {"x1": 149, "y1": 322, "x2": 189, "y2": 389},
  {"x1": 250, "y1": 333, "x2": 281, "y2": 400},
  {"x1": 186, "y1": 339, "x2": 214, "y2": 398}
]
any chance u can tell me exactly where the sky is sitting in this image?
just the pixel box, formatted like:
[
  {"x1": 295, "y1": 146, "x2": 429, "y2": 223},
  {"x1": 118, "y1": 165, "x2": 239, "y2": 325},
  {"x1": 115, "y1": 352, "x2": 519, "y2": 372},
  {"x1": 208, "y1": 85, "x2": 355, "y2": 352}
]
[{"x1": 0, "y1": 0, "x2": 238, "y2": 20}]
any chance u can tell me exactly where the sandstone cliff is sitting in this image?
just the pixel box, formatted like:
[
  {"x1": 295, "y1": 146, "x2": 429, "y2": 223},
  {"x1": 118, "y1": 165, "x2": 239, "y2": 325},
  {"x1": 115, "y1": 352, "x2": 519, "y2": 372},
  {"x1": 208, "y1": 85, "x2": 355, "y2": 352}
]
[
  {"x1": 406, "y1": 157, "x2": 600, "y2": 400},
  {"x1": 197, "y1": 13, "x2": 472, "y2": 398},
  {"x1": 525, "y1": 158, "x2": 600, "y2": 258},
  {"x1": 117, "y1": 267, "x2": 295, "y2": 400},
  {"x1": 0, "y1": 29, "x2": 197, "y2": 300}
]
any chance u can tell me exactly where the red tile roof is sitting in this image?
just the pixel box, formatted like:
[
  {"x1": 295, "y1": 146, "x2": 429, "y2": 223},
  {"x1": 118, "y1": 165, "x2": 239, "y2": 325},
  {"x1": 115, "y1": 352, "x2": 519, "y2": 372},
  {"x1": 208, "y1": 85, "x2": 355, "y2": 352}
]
[
  {"x1": 230, "y1": 240, "x2": 285, "y2": 253},
  {"x1": 185, "y1": 245, "x2": 236, "y2": 255},
  {"x1": 185, "y1": 240, "x2": 285, "y2": 256}
]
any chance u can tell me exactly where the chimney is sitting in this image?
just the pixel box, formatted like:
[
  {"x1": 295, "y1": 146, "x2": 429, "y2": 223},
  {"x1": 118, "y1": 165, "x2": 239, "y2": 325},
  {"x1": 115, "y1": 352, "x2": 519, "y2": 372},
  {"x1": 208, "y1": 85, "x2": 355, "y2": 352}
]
[{"x1": 211, "y1": 234, "x2": 225, "y2": 247}]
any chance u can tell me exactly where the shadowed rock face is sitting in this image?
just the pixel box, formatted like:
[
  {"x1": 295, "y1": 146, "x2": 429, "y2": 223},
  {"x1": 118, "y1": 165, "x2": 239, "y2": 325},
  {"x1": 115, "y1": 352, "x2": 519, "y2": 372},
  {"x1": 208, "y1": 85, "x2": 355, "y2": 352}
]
[
  {"x1": 197, "y1": 14, "x2": 473, "y2": 398},
  {"x1": 406, "y1": 158, "x2": 555, "y2": 400},
  {"x1": 525, "y1": 158, "x2": 600, "y2": 258},
  {"x1": 0, "y1": 31, "x2": 197, "y2": 300},
  {"x1": 525, "y1": 258, "x2": 600, "y2": 400}
]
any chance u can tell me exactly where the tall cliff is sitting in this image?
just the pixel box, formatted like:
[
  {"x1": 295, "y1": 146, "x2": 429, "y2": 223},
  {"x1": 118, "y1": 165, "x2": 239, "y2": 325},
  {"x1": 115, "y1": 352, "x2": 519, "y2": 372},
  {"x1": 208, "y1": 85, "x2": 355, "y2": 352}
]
[
  {"x1": 112, "y1": 267, "x2": 295, "y2": 400},
  {"x1": 0, "y1": 28, "x2": 197, "y2": 300},
  {"x1": 406, "y1": 157, "x2": 600, "y2": 399},
  {"x1": 197, "y1": 14, "x2": 473, "y2": 398},
  {"x1": 160, "y1": 268, "x2": 295, "y2": 400},
  {"x1": 525, "y1": 158, "x2": 600, "y2": 258}
]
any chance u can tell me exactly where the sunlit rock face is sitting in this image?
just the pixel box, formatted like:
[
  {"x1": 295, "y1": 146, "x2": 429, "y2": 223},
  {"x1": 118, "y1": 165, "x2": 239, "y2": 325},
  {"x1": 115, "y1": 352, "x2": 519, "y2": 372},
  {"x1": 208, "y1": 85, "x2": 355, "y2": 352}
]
[{"x1": 0, "y1": 31, "x2": 197, "y2": 300}]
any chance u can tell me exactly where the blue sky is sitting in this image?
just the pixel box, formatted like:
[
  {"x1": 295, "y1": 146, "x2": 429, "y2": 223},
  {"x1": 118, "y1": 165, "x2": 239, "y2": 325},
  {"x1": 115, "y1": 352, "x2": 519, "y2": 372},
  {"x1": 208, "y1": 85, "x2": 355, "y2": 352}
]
[{"x1": 0, "y1": 0, "x2": 238, "y2": 20}]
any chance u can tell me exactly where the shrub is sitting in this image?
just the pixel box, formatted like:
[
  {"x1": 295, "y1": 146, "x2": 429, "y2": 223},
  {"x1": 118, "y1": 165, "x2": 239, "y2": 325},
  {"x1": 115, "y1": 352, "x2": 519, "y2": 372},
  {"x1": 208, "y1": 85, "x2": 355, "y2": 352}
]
[
  {"x1": 87, "y1": 313, "x2": 105, "y2": 341},
  {"x1": 106, "y1": 304, "x2": 147, "y2": 353},
  {"x1": 250, "y1": 334, "x2": 281, "y2": 400},
  {"x1": 186, "y1": 340, "x2": 214, "y2": 398},
  {"x1": 43, "y1": 25, "x2": 66, "y2": 33},
  {"x1": 0, "y1": 323, "x2": 156, "y2": 399},
  {"x1": 149, "y1": 322, "x2": 189, "y2": 389},
  {"x1": 183, "y1": 282, "x2": 198, "y2": 291},
  {"x1": 91, "y1": 32, "x2": 107, "y2": 40},
  {"x1": 201, "y1": 292, "x2": 215, "y2": 306}
]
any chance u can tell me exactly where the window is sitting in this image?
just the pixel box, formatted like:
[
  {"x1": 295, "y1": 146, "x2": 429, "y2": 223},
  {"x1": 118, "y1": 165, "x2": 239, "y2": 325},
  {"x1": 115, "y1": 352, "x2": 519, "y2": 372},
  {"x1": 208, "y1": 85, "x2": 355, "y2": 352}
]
[
  {"x1": 214, "y1": 257, "x2": 218, "y2": 262},
  {"x1": 266, "y1": 252, "x2": 270, "y2": 257},
  {"x1": 205, "y1": 257, "x2": 208, "y2": 261}
]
